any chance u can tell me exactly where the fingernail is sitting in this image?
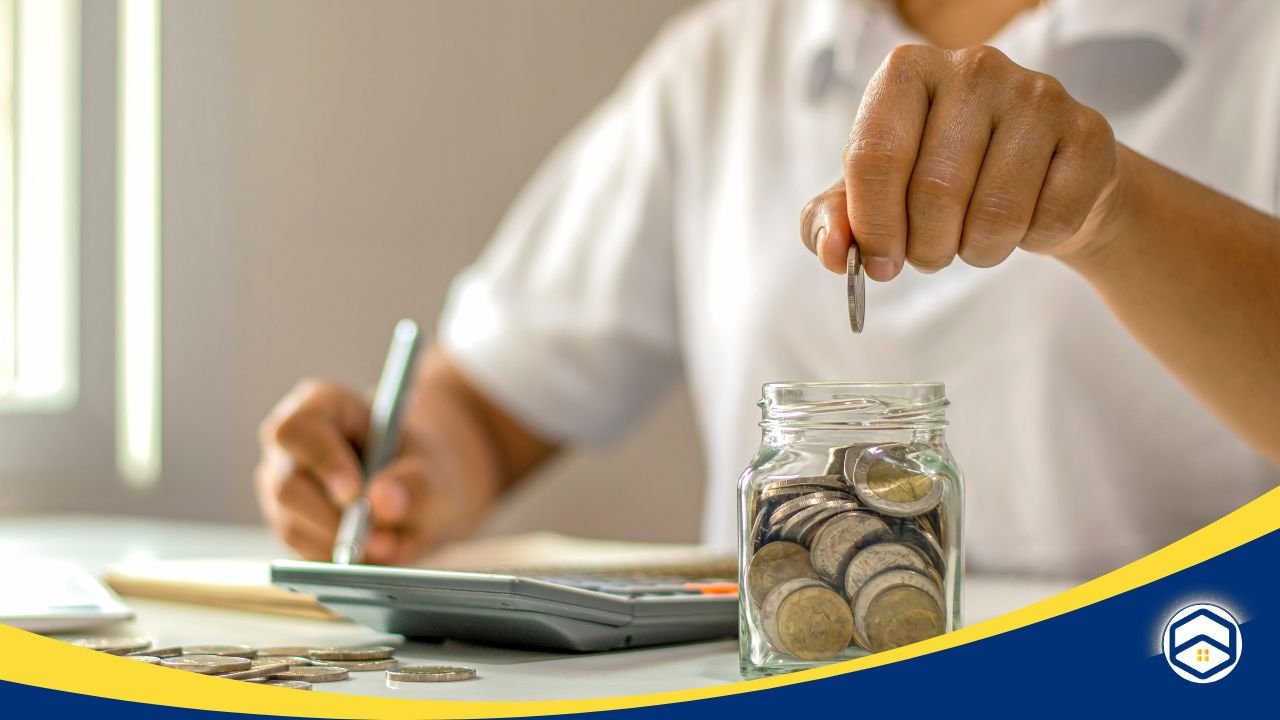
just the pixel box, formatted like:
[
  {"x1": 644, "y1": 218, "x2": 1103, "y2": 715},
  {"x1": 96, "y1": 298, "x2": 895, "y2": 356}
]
[
  {"x1": 384, "y1": 482, "x2": 409, "y2": 518},
  {"x1": 863, "y1": 256, "x2": 898, "y2": 281}
]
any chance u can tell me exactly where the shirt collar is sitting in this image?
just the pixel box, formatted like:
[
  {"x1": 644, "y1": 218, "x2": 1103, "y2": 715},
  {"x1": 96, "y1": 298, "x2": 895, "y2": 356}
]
[{"x1": 799, "y1": 0, "x2": 1202, "y2": 103}]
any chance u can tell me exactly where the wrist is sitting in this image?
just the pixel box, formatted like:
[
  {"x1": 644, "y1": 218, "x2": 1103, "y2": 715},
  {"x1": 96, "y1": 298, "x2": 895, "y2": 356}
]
[{"x1": 1057, "y1": 144, "x2": 1145, "y2": 276}]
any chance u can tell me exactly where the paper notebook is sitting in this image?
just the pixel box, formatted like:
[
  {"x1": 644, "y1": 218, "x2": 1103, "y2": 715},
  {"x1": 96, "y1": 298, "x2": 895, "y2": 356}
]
[{"x1": 103, "y1": 532, "x2": 736, "y2": 620}]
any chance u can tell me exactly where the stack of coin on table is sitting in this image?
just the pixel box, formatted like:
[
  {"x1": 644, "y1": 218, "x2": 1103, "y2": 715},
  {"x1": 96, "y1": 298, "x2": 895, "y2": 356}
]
[
  {"x1": 62, "y1": 638, "x2": 478, "y2": 688},
  {"x1": 745, "y1": 442, "x2": 949, "y2": 661}
]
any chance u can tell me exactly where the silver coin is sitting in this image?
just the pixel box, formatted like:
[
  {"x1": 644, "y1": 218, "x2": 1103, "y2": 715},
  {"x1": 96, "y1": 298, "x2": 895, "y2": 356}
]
[
  {"x1": 759, "y1": 475, "x2": 849, "y2": 501},
  {"x1": 183, "y1": 644, "x2": 258, "y2": 658},
  {"x1": 161, "y1": 655, "x2": 253, "y2": 674},
  {"x1": 252, "y1": 655, "x2": 321, "y2": 668},
  {"x1": 847, "y1": 444, "x2": 943, "y2": 517},
  {"x1": 777, "y1": 499, "x2": 859, "y2": 544},
  {"x1": 216, "y1": 661, "x2": 292, "y2": 681},
  {"x1": 325, "y1": 658, "x2": 399, "y2": 672},
  {"x1": 67, "y1": 637, "x2": 151, "y2": 655},
  {"x1": 808, "y1": 511, "x2": 892, "y2": 585},
  {"x1": 847, "y1": 243, "x2": 864, "y2": 333},
  {"x1": 264, "y1": 680, "x2": 312, "y2": 690},
  {"x1": 851, "y1": 568, "x2": 945, "y2": 652},
  {"x1": 271, "y1": 666, "x2": 350, "y2": 683},
  {"x1": 308, "y1": 644, "x2": 396, "y2": 661},
  {"x1": 843, "y1": 542, "x2": 930, "y2": 604},
  {"x1": 257, "y1": 646, "x2": 316, "y2": 658},
  {"x1": 824, "y1": 444, "x2": 874, "y2": 477},
  {"x1": 126, "y1": 655, "x2": 163, "y2": 665},
  {"x1": 386, "y1": 665, "x2": 478, "y2": 682},
  {"x1": 133, "y1": 646, "x2": 183, "y2": 658},
  {"x1": 767, "y1": 491, "x2": 852, "y2": 527},
  {"x1": 896, "y1": 519, "x2": 946, "y2": 572}
]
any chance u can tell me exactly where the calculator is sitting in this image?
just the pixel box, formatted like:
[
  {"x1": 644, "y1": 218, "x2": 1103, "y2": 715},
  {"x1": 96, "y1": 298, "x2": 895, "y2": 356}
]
[{"x1": 270, "y1": 560, "x2": 739, "y2": 652}]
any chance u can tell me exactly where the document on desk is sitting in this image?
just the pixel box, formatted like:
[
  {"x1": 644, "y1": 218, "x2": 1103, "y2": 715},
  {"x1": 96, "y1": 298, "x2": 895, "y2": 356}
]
[{"x1": 103, "y1": 532, "x2": 735, "y2": 619}]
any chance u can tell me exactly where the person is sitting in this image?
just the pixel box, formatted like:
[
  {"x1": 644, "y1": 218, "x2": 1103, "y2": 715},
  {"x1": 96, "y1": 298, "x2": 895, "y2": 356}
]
[{"x1": 254, "y1": 0, "x2": 1280, "y2": 579}]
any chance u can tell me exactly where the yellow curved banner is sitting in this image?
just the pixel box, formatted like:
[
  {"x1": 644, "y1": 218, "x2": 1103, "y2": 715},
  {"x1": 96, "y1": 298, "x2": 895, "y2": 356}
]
[{"x1": 1, "y1": 485, "x2": 1276, "y2": 719}]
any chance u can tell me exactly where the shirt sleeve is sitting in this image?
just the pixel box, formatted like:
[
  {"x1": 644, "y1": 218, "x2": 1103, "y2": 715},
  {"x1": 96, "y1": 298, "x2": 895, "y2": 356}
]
[{"x1": 438, "y1": 20, "x2": 690, "y2": 445}]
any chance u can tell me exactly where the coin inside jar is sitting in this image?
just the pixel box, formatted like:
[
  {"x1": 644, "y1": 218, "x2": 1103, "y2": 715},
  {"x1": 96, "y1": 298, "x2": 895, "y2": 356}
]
[
  {"x1": 808, "y1": 511, "x2": 892, "y2": 585},
  {"x1": 761, "y1": 578, "x2": 853, "y2": 661},
  {"x1": 768, "y1": 491, "x2": 853, "y2": 527},
  {"x1": 847, "y1": 444, "x2": 943, "y2": 517},
  {"x1": 746, "y1": 541, "x2": 819, "y2": 607},
  {"x1": 777, "y1": 499, "x2": 859, "y2": 544},
  {"x1": 851, "y1": 568, "x2": 945, "y2": 652},
  {"x1": 843, "y1": 542, "x2": 930, "y2": 604}
]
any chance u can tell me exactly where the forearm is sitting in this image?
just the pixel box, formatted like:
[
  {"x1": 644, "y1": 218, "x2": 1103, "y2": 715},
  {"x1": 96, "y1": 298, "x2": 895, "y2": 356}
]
[{"x1": 1064, "y1": 146, "x2": 1280, "y2": 463}]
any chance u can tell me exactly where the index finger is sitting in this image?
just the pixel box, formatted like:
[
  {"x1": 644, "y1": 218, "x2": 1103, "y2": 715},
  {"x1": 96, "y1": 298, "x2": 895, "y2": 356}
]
[
  {"x1": 261, "y1": 381, "x2": 370, "y2": 503},
  {"x1": 843, "y1": 45, "x2": 938, "y2": 281}
]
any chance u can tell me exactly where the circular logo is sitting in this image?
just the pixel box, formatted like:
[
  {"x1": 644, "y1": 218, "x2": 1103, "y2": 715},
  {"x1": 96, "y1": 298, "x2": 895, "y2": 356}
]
[{"x1": 1162, "y1": 603, "x2": 1242, "y2": 683}]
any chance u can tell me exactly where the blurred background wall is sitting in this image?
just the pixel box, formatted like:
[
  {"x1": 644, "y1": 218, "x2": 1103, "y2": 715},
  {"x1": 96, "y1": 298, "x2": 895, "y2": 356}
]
[{"x1": 1, "y1": 0, "x2": 707, "y2": 543}]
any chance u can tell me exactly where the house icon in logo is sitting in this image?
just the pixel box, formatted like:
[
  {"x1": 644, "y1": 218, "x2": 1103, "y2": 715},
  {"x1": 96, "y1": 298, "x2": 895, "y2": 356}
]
[{"x1": 1162, "y1": 603, "x2": 1242, "y2": 683}]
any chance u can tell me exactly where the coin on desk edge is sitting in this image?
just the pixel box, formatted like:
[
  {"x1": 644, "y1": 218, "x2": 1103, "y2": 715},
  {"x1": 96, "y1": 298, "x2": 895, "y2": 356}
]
[
  {"x1": 161, "y1": 655, "x2": 253, "y2": 674},
  {"x1": 851, "y1": 568, "x2": 945, "y2": 652},
  {"x1": 272, "y1": 666, "x2": 351, "y2": 683},
  {"x1": 847, "y1": 243, "x2": 865, "y2": 333},
  {"x1": 809, "y1": 511, "x2": 892, "y2": 585},
  {"x1": 775, "y1": 582, "x2": 854, "y2": 660},
  {"x1": 386, "y1": 665, "x2": 478, "y2": 682},
  {"x1": 843, "y1": 542, "x2": 930, "y2": 603},
  {"x1": 216, "y1": 661, "x2": 293, "y2": 681},
  {"x1": 308, "y1": 644, "x2": 396, "y2": 661},
  {"x1": 264, "y1": 680, "x2": 313, "y2": 690},
  {"x1": 68, "y1": 637, "x2": 151, "y2": 655},
  {"x1": 325, "y1": 658, "x2": 399, "y2": 672},
  {"x1": 746, "y1": 541, "x2": 820, "y2": 607},
  {"x1": 182, "y1": 644, "x2": 258, "y2": 658},
  {"x1": 257, "y1": 646, "x2": 316, "y2": 658},
  {"x1": 126, "y1": 655, "x2": 163, "y2": 665}
]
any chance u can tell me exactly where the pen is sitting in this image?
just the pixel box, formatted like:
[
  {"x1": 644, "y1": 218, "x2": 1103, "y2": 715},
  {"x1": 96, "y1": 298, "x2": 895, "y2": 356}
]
[{"x1": 331, "y1": 318, "x2": 423, "y2": 565}]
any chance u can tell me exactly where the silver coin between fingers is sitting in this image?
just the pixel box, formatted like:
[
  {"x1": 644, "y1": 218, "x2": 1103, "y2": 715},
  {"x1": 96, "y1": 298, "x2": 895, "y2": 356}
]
[
  {"x1": 808, "y1": 511, "x2": 892, "y2": 585},
  {"x1": 264, "y1": 680, "x2": 313, "y2": 690},
  {"x1": 847, "y1": 444, "x2": 943, "y2": 517},
  {"x1": 272, "y1": 666, "x2": 351, "y2": 683},
  {"x1": 847, "y1": 243, "x2": 864, "y2": 333},
  {"x1": 183, "y1": 644, "x2": 258, "y2": 658},
  {"x1": 68, "y1": 637, "x2": 151, "y2": 655},
  {"x1": 851, "y1": 568, "x2": 945, "y2": 652},
  {"x1": 161, "y1": 655, "x2": 252, "y2": 674},
  {"x1": 843, "y1": 542, "x2": 931, "y2": 605},
  {"x1": 386, "y1": 665, "x2": 478, "y2": 682},
  {"x1": 216, "y1": 661, "x2": 292, "y2": 681},
  {"x1": 308, "y1": 644, "x2": 396, "y2": 661}
]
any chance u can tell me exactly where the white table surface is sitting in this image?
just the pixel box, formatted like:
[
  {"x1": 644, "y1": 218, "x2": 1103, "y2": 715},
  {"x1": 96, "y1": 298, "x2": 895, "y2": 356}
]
[{"x1": 0, "y1": 515, "x2": 1076, "y2": 701}]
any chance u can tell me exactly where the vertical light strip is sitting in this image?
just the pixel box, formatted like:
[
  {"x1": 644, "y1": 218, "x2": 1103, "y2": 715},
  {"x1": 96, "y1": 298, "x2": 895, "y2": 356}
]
[
  {"x1": 13, "y1": 0, "x2": 78, "y2": 405},
  {"x1": 0, "y1": 0, "x2": 14, "y2": 397},
  {"x1": 117, "y1": 0, "x2": 160, "y2": 486}
]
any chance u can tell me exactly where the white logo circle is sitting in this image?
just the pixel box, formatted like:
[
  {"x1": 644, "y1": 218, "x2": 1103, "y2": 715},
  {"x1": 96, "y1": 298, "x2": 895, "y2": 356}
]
[{"x1": 1162, "y1": 603, "x2": 1242, "y2": 683}]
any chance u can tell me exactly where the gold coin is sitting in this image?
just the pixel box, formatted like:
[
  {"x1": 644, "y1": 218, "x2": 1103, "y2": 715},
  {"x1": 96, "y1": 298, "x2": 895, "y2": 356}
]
[
  {"x1": 866, "y1": 464, "x2": 934, "y2": 503},
  {"x1": 746, "y1": 541, "x2": 818, "y2": 607},
  {"x1": 774, "y1": 584, "x2": 854, "y2": 661},
  {"x1": 864, "y1": 585, "x2": 945, "y2": 651}
]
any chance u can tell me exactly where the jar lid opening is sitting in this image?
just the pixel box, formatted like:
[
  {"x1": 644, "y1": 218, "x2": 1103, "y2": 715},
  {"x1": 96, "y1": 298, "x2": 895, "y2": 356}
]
[{"x1": 760, "y1": 381, "x2": 948, "y2": 429}]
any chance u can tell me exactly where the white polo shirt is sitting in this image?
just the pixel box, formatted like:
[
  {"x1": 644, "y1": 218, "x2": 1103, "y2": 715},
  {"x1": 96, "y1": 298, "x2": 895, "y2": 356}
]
[{"x1": 440, "y1": 0, "x2": 1280, "y2": 578}]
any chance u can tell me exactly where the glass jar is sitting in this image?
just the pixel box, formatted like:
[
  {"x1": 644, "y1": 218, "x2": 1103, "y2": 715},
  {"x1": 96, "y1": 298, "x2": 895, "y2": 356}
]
[{"x1": 737, "y1": 382, "x2": 963, "y2": 678}]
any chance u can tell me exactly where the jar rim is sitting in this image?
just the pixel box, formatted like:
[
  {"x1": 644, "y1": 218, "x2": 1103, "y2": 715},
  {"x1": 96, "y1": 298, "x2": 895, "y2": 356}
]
[{"x1": 760, "y1": 381, "x2": 948, "y2": 429}]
